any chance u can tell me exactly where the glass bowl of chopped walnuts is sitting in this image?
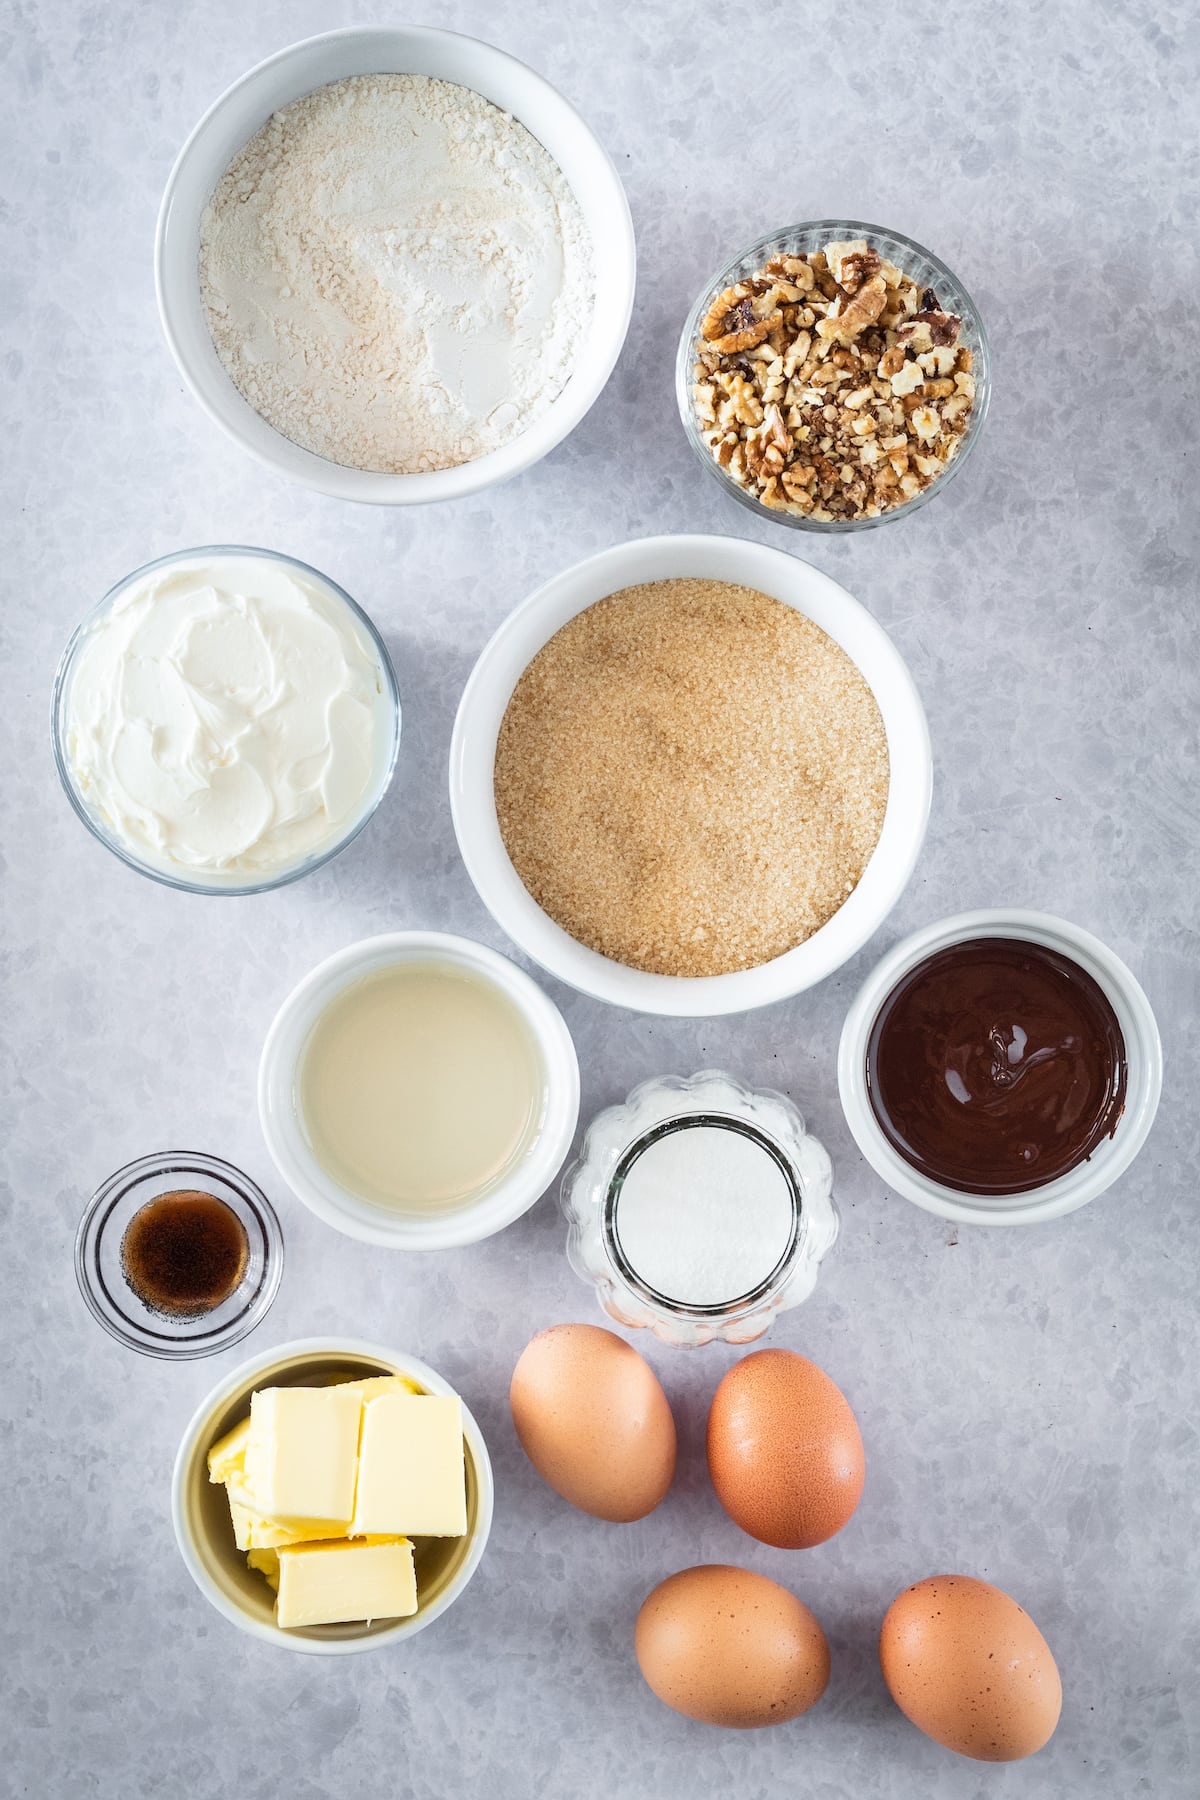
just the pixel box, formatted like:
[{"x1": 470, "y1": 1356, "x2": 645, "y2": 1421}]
[{"x1": 677, "y1": 221, "x2": 990, "y2": 531}]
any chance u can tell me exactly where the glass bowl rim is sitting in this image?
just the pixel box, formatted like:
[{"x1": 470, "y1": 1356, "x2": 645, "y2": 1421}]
[
  {"x1": 675, "y1": 217, "x2": 992, "y2": 534},
  {"x1": 50, "y1": 543, "x2": 402, "y2": 896},
  {"x1": 74, "y1": 1147, "x2": 285, "y2": 1359}
]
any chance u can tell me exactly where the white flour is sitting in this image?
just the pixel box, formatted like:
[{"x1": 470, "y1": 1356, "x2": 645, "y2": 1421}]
[{"x1": 199, "y1": 74, "x2": 594, "y2": 474}]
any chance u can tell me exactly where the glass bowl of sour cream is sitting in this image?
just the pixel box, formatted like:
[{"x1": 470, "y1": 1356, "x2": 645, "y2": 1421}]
[{"x1": 51, "y1": 546, "x2": 401, "y2": 894}]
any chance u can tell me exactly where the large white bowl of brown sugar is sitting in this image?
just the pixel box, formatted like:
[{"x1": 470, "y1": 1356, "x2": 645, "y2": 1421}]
[{"x1": 450, "y1": 535, "x2": 932, "y2": 1016}]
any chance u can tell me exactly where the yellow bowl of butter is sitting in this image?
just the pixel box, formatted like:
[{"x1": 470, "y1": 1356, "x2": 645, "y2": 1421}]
[{"x1": 172, "y1": 1338, "x2": 493, "y2": 1653}]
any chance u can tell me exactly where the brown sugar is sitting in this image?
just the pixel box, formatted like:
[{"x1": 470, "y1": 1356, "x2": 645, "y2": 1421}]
[{"x1": 493, "y1": 578, "x2": 889, "y2": 978}]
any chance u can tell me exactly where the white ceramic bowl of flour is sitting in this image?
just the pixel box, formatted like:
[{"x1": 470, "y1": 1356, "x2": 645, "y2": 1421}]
[{"x1": 156, "y1": 27, "x2": 635, "y2": 504}]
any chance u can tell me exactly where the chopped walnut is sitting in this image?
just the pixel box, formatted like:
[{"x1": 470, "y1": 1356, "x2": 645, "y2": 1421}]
[
  {"x1": 818, "y1": 275, "x2": 888, "y2": 346},
  {"x1": 897, "y1": 309, "x2": 960, "y2": 352},
  {"x1": 918, "y1": 346, "x2": 959, "y2": 378},
  {"x1": 718, "y1": 372, "x2": 763, "y2": 428},
  {"x1": 764, "y1": 254, "x2": 816, "y2": 293},
  {"x1": 840, "y1": 250, "x2": 883, "y2": 293},
  {"x1": 713, "y1": 307, "x2": 782, "y2": 355},
  {"x1": 701, "y1": 283, "x2": 784, "y2": 353},
  {"x1": 890, "y1": 359, "x2": 925, "y2": 397},
  {"x1": 917, "y1": 309, "x2": 959, "y2": 346},
  {"x1": 823, "y1": 240, "x2": 868, "y2": 282},
  {"x1": 691, "y1": 235, "x2": 977, "y2": 522},
  {"x1": 745, "y1": 404, "x2": 793, "y2": 480},
  {"x1": 824, "y1": 241, "x2": 885, "y2": 294}
]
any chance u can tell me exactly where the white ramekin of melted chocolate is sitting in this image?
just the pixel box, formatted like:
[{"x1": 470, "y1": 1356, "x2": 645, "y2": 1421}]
[{"x1": 837, "y1": 910, "x2": 1163, "y2": 1225}]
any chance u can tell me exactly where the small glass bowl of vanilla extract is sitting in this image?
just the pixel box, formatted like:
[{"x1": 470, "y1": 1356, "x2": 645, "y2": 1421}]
[{"x1": 75, "y1": 1151, "x2": 283, "y2": 1358}]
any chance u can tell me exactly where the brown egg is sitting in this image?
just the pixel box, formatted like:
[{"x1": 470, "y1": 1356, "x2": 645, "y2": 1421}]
[
  {"x1": 706, "y1": 1349, "x2": 864, "y2": 1548},
  {"x1": 635, "y1": 1564, "x2": 830, "y2": 1728},
  {"x1": 510, "y1": 1323, "x2": 676, "y2": 1521},
  {"x1": 879, "y1": 1574, "x2": 1062, "y2": 1762}
]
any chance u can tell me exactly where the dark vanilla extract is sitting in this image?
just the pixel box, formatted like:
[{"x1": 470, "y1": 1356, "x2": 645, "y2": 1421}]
[{"x1": 120, "y1": 1189, "x2": 249, "y2": 1318}]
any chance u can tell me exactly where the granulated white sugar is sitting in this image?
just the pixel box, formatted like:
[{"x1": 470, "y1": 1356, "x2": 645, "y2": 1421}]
[
  {"x1": 614, "y1": 1124, "x2": 796, "y2": 1306},
  {"x1": 199, "y1": 73, "x2": 593, "y2": 474}
]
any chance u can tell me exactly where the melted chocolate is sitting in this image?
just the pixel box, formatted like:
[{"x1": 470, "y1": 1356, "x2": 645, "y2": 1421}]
[
  {"x1": 120, "y1": 1189, "x2": 249, "y2": 1318},
  {"x1": 865, "y1": 938, "x2": 1127, "y2": 1195}
]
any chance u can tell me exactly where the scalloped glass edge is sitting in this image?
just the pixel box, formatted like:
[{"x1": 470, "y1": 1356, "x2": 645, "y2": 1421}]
[{"x1": 559, "y1": 1069, "x2": 838, "y2": 1347}]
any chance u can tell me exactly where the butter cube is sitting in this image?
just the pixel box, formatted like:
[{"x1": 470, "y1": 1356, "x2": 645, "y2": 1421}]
[
  {"x1": 225, "y1": 1457, "x2": 323, "y2": 1535},
  {"x1": 211, "y1": 1376, "x2": 444, "y2": 1617},
  {"x1": 275, "y1": 1538, "x2": 417, "y2": 1628},
  {"x1": 244, "y1": 1386, "x2": 362, "y2": 1527},
  {"x1": 243, "y1": 1510, "x2": 327, "y2": 1550},
  {"x1": 228, "y1": 1487, "x2": 335, "y2": 1551},
  {"x1": 247, "y1": 1546, "x2": 281, "y2": 1592},
  {"x1": 207, "y1": 1415, "x2": 251, "y2": 1485},
  {"x1": 223, "y1": 1463, "x2": 260, "y2": 1514},
  {"x1": 247, "y1": 1518, "x2": 305, "y2": 1549},
  {"x1": 208, "y1": 1379, "x2": 415, "y2": 1499},
  {"x1": 228, "y1": 1495, "x2": 254, "y2": 1552},
  {"x1": 336, "y1": 1374, "x2": 422, "y2": 1403},
  {"x1": 349, "y1": 1394, "x2": 467, "y2": 1538}
]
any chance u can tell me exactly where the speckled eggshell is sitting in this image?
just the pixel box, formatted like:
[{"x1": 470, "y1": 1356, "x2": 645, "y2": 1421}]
[
  {"x1": 635, "y1": 1564, "x2": 830, "y2": 1728},
  {"x1": 510, "y1": 1323, "x2": 676, "y2": 1522},
  {"x1": 879, "y1": 1574, "x2": 1063, "y2": 1762},
  {"x1": 706, "y1": 1349, "x2": 865, "y2": 1549}
]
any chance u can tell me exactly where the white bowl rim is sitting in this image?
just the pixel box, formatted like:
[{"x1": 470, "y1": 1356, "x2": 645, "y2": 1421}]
[
  {"x1": 836, "y1": 908, "x2": 1164, "y2": 1225},
  {"x1": 449, "y1": 532, "x2": 932, "y2": 1017},
  {"x1": 258, "y1": 930, "x2": 580, "y2": 1247},
  {"x1": 154, "y1": 24, "x2": 636, "y2": 506},
  {"x1": 171, "y1": 1335, "x2": 495, "y2": 1655}
]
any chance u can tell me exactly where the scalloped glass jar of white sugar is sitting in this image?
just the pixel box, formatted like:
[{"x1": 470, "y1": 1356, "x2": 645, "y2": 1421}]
[{"x1": 560, "y1": 1071, "x2": 838, "y2": 1347}]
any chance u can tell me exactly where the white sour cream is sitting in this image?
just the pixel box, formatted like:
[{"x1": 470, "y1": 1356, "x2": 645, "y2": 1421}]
[{"x1": 65, "y1": 554, "x2": 394, "y2": 883}]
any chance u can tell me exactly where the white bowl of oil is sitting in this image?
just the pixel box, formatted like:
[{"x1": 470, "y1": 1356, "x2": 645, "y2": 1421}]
[{"x1": 258, "y1": 932, "x2": 580, "y2": 1248}]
